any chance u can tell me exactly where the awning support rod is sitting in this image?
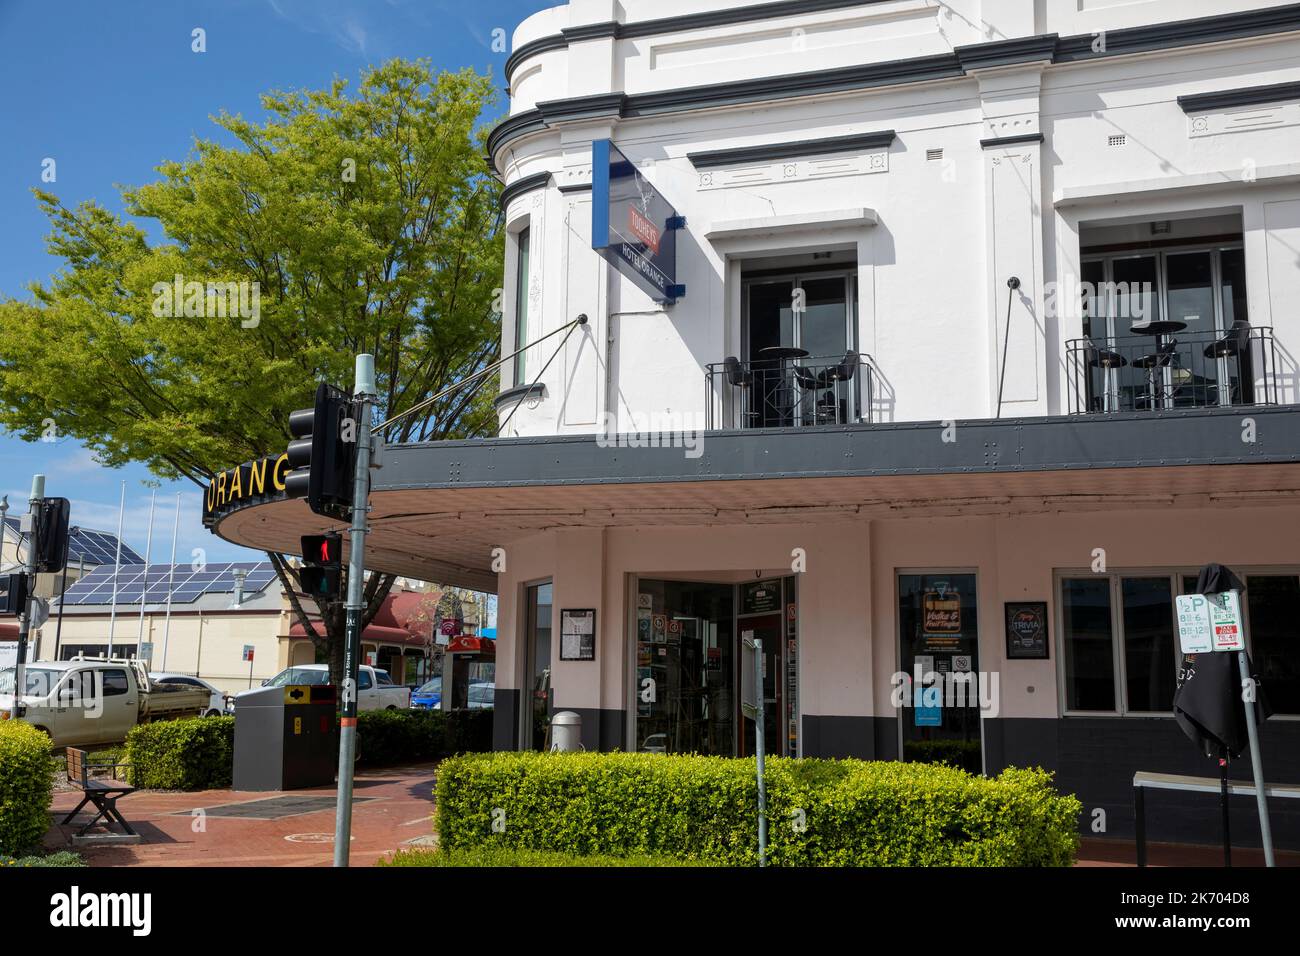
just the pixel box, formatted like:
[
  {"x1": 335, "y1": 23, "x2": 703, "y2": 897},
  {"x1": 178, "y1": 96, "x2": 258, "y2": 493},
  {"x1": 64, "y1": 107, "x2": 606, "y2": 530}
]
[{"x1": 377, "y1": 315, "x2": 588, "y2": 436}]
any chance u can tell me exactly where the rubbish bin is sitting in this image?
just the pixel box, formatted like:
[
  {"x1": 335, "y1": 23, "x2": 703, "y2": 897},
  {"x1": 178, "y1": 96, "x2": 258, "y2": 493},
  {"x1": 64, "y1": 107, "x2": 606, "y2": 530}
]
[
  {"x1": 551, "y1": 710, "x2": 583, "y2": 752},
  {"x1": 233, "y1": 683, "x2": 338, "y2": 790}
]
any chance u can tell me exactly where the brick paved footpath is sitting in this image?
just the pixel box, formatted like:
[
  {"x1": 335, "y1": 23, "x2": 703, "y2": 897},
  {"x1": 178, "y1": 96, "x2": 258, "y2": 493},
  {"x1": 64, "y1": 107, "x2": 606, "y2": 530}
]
[{"x1": 45, "y1": 763, "x2": 440, "y2": 867}]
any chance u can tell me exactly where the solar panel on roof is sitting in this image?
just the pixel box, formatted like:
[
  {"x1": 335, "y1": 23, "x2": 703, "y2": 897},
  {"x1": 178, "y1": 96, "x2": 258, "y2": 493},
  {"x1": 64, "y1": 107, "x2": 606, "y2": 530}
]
[{"x1": 58, "y1": 560, "x2": 277, "y2": 605}]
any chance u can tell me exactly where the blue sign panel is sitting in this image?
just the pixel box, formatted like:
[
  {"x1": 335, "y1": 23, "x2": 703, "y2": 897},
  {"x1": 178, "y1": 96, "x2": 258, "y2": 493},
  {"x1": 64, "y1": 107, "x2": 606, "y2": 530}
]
[{"x1": 591, "y1": 139, "x2": 685, "y2": 305}]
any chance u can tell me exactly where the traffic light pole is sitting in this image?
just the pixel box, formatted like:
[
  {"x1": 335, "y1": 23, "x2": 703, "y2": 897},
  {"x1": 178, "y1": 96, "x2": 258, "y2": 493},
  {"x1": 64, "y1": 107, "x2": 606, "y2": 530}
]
[
  {"x1": 13, "y1": 474, "x2": 44, "y2": 718},
  {"x1": 333, "y1": 354, "x2": 376, "y2": 868}
]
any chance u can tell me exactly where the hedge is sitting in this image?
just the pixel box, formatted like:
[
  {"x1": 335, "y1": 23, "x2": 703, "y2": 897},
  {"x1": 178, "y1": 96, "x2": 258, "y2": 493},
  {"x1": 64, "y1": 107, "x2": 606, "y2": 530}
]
[
  {"x1": 124, "y1": 717, "x2": 234, "y2": 791},
  {"x1": 381, "y1": 846, "x2": 713, "y2": 867},
  {"x1": 121, "y1": 709, "x2": 492, "y2": 790},
  {"x1": 435, "y1": 752, "x2": 1081, "y2": 867},
  {"x1": 356, "y1": 709, "x2": 492, "y2": 766},
  {"x1": 0, "y1": 722, "x2": 55, "y2": 855}
]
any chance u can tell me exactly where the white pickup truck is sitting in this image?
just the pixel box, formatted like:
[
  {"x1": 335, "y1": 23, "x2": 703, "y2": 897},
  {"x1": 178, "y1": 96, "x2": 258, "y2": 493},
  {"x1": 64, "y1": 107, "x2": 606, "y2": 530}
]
[
  {"x1": 0, "y1": 657, "x2": 211, "y2": 748},
  {"x1": 228, "y1": 663, "x2": 410, "y2": 713}
]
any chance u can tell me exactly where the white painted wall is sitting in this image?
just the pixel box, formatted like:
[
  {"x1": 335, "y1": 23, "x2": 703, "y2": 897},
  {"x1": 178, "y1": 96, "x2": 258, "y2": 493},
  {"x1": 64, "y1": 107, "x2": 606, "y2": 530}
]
[{"x1": 497, "y1": 1, "x2": 1300, "y2": 435}]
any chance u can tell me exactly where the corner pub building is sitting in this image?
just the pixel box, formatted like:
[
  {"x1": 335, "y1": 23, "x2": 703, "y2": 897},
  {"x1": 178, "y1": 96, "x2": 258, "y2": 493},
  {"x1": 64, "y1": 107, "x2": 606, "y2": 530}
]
[{"x1": 208, "y1": 0, "x2": 1300, "y2": 849}]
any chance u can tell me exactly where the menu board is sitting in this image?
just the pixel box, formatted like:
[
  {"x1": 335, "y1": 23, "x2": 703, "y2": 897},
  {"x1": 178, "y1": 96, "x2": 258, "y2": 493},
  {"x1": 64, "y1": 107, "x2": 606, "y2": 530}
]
[
  {"x1": 1004, "y1": 602, "x2": 1049, "y2": 659},
  {"x1": 742, "y1": 580, "x2": 781, "y2": 615},
  {"x1": 559, "y1": 608, "x2": 596, "y2": 661}
]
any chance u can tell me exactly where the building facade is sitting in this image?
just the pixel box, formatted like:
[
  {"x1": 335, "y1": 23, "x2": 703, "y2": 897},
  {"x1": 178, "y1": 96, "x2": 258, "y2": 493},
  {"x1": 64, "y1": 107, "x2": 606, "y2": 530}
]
[{"x1": 212, "y1": 0, "x2": 1300, "y2": 847}]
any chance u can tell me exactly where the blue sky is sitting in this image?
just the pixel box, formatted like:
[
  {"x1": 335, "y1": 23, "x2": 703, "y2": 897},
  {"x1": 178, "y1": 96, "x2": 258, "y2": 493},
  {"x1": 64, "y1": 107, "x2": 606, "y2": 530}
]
[{"x1": 0, "y1": 0, "x2": 548, "y2": 562}]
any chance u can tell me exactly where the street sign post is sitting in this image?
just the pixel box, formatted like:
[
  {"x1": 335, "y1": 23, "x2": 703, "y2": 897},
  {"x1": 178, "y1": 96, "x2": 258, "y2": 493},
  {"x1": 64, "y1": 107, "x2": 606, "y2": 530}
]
[{"x1": 740, "y1": 632, "x2": 766, "y2": 868}]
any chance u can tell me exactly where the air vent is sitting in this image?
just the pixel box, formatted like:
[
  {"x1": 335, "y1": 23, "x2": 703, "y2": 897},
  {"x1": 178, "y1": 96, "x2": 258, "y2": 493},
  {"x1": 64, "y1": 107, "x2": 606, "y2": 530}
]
[
  {"x1": 1107, "y1": 134, "x2": 1127, "y2": 147},
  {"x1": 926, "y1": 148, "x2": 944, "y2": 161}
]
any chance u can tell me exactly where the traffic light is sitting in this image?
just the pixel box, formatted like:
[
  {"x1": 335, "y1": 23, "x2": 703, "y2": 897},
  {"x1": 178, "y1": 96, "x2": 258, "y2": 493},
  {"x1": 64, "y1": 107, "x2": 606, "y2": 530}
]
[
  {"x1": 285, "y1": 383, "x2": 359, "y2": 521},
  {"x1": 34, "y1": 497, "x2": 71, "y2": 573},
  {"x1": 0, "y1": 573, "x2": 28, "y2": 616},
  {"x1": 299, "y1": 533, "x2": 343, "y2": 602}
]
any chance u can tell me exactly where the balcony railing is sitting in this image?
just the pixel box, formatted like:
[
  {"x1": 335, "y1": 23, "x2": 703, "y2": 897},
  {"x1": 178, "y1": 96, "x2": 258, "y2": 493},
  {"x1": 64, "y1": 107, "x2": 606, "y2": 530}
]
[
  {"x1": 705, "y1": 352, "x2": 874, "y2": 430},
  {"x1": 1065, "y1": 326, "x2": 1279, "y2": 415}
]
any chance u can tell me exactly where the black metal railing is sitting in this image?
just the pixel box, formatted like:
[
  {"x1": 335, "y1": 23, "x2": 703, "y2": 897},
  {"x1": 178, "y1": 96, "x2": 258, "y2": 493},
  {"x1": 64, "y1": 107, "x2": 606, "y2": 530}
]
[
  {"x1": 705, "y1": 352, "x2": 874, "y2": 430},
  {"x1": 1065, "y1": 326, "x2": 1278, "y2": 415}
]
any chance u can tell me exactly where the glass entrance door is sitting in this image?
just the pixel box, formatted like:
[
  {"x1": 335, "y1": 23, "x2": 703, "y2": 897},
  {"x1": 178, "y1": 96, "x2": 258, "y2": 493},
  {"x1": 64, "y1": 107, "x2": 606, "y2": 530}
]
[
  {"x1": 897, "y1": 573, "x2": 982, "y2": 774},
  {"x1": 522, "y1": 582, "x2": 552, "y2": 750}
]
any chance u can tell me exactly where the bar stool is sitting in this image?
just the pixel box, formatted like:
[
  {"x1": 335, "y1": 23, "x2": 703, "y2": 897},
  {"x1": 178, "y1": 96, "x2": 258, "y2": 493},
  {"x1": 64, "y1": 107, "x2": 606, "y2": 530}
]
[
  {"x1": 1132, "y1": 340, "x2": 1178, "y2": 411},
  {"x1": 1203, "y1": 322, "x2": 1250, "y2": 406},
  {"x1": 1087, "y1": 345, "x2": 1126, "y2": 412}
]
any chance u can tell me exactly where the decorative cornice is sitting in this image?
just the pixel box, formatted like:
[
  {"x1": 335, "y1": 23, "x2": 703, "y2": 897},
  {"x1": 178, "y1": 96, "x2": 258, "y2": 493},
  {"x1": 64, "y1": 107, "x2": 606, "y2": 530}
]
[
  {"x1": 490, "y1": 3, "x2": 1300, "y2": 167},
  {"x1": 980, "y1": 132, "x2": 1045, "y2": 149},
  {"x1": 559, "y1": 21, "x2": 618, "y2": 43},
  {"x1": 687, "y1": 130, "x2": 896, "y2": 168},
  {"x1": 1177, "y1": 79, "x2": 1300, "y2": 114},
  {"x1": 498, "y1": 171, "x2": 551, "y2": 213},
  {"x1": 954, "y1": 34, "x2": 1058, "y2": 72},
  {"x1": 536, "y1": 91, "x2": 627, "y2": 125}
]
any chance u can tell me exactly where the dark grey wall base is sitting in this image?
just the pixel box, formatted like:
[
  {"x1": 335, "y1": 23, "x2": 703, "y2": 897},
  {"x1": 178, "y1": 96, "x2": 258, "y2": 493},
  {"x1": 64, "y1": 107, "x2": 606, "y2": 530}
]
[
  {"x1": 492, "y1": 689, "x2": 520, "y2": 752},
  {"x1": 801, "y1": 715, "x2": 898, "y2": 759},
  {"x1": 555, "y1": 706, "x2": 626, "y2": 752},
  {"x1": 984, "y1": 716, "x2": 1300, "y2": 851}
]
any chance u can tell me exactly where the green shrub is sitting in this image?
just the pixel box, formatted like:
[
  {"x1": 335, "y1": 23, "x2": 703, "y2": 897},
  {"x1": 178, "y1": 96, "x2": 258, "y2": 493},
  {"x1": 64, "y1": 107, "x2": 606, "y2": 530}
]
[
  {"x1": 903, "y1": 739, "x2": 983, "y2": 774},
  {"x1": 436, "y1": 752, "x2": 1082, "y2": 867},
  {"x1": 1, "y1": 850, "x2": 85, "y2": 867},
  {"x1": 356, "y1": 709, "x2": 492, "y2": 767},
  {"x1": 380, "y1": 846, "x2": 714, "y2": 867},
  {"x1": 0, "y1": 721, "x2": 55, "y2": 855},
  {"x1": 124, "y1": 717, "x2": 234, "y2": 790}
]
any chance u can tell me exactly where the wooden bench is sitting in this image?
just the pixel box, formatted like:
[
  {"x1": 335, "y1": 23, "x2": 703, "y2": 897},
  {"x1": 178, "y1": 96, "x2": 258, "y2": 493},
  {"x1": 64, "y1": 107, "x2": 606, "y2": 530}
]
[
  {"x1": 62, "y1": 748, "x2": 137, "y2": 837},
  {"x1": 1133, "y1": 770, "x2": 1300, "y2": 866}
]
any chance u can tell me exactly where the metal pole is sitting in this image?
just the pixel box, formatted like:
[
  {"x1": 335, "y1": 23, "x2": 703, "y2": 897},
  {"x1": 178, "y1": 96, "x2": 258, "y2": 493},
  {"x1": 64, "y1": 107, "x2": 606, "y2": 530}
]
[
  {"x1": 0, "y1": 496, "x2": 9, "y2": 571},
  {"x1": 754, "y1": 637, "x2": 767, "y2": 868},
  {"x1": 53, "y1": 528, "x2": 75, "y2": 661},
  {"x1": 1236, "y1": 649, "x2": 1274, "y2": 867},
  {"x1": 334, "y1": 354, "x2": 376, "y2": 868},
  {"x1": 106, "y1": 481, "x2": 125, "y2": 656},
  {"x1": 1219, "y1": 754, "x2": 1231, "y2": 868},
  {"x1": 13, "y1": 475, "x2": 45, "y2": 717},
  {"x1": 161, "y1": 493, "x2": 180, "y2": 671},
  {"x1": 137, "y1": 488, "x2": 156, "y2": 653}
]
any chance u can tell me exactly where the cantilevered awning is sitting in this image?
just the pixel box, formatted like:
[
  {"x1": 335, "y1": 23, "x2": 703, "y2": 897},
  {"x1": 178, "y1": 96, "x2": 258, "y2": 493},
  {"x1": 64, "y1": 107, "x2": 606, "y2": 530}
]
[{"x1": 212, "y1": 406, "x2": 1300, "y2": 591}]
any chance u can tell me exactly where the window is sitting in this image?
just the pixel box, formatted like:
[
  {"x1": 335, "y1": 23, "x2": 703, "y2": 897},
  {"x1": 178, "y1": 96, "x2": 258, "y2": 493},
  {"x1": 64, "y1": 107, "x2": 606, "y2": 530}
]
[
  {"x1": 1060, "y1": 573, "x2": 1176, "y2": 714},
  {"x1": 1061, "y1": 570, "x2": 1300, "y2": 717},
  {"x1": 99, "y1": 669, "x2": 129, "y2": 697},
  {"x1": 513, "y1": 226, "x2": 531, "y2": 386},
  {"x1": 357, "y1": 669, "x2": 373, "y2": 690},
  {"x1": 376, "y1": 670, "x2": 394, "y2": 686},
  {"x1": 1245, "y1": 575, "x2": 1300, "y2": 716}
]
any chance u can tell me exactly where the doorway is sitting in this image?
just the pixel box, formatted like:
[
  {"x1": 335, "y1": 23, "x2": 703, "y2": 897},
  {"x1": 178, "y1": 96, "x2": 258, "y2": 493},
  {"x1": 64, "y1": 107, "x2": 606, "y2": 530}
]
[
  {"x1": 897, "y1": 573, "x2": 982, "y2": 774},
  {"x1": 521, "y1": 581, "x2": 552, "y2": 751},
  {"x1": 742, "y1": 269, "x2": 857, "y2": 426}
]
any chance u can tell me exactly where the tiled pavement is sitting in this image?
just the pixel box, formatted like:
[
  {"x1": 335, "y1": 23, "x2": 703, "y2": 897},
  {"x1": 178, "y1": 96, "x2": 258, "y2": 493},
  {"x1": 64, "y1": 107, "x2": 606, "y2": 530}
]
[
  {"x1": 45, "y1": 761, "x2": 1296, "y2": 867},
  {"x1": 46, "y1": 764, "x2": 440, "y2": 867}
]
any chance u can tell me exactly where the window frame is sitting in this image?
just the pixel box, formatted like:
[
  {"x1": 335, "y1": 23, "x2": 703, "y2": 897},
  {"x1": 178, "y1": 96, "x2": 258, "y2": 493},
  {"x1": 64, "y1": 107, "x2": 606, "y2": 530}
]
[
  {"x1": 1056, "y1": 566, "x2": 1300, "y2": 719},
  {"x1": 511, "y1": 224, "x2": 532, "y2": 387}
]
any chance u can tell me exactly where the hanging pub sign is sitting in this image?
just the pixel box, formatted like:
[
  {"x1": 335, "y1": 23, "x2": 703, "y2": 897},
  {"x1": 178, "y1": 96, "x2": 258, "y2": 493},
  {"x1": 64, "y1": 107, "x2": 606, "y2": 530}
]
[
  {"x1": 591, "y1": 139, "x2": 685, "y2": 305},
  {"x1": 1004, "y1": 601, "x2": 1049, "y2": 659}
]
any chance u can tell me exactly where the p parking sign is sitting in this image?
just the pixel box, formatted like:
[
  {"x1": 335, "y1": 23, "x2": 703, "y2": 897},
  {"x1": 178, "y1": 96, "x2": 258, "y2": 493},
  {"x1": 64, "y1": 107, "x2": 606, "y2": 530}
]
[{"x1": 1176, "y1": 591, "x2": 1245, "y2": 653}]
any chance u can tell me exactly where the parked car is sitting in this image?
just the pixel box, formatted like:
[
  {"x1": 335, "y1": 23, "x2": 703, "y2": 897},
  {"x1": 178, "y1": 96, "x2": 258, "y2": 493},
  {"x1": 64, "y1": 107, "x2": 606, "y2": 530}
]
[
  {"x1": 150, "y1": 672, "x2": 226, "y2": 717},
  {"x1": 228, "y1": 663, "x2": 410, "y2": 712},
  {"x1": 410, "y1": 677, "x2": 441, "y2": 710},
  {"x1": 0, "y1": 658, "x2": 211, "y2": 748},
  {"x1": 466, "y1": 681, "x2": 495, "y2": 710}
]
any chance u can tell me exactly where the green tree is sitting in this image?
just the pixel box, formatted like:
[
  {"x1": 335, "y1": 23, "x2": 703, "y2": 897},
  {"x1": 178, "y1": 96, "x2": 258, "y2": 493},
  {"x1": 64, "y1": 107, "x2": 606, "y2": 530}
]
[{"x1": 0, "y1": 59, "x2": 504, "y2": 683}]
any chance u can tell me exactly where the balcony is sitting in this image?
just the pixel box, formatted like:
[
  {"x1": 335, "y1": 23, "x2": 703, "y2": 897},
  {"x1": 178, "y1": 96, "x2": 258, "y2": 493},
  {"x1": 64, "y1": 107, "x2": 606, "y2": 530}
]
[
  {"x1": 1065, "y1": 326, "x2": 1280, "y2": 415},
  {"x1": 705, "y1": 352, "x2": 874, "y2": 430}
]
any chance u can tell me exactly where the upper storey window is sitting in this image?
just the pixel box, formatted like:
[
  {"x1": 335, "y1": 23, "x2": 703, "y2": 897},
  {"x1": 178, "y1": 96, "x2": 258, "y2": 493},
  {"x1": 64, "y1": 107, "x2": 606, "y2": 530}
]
[{"x1": 513, "y1": 226, "x2": 532, "y2": 386}]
